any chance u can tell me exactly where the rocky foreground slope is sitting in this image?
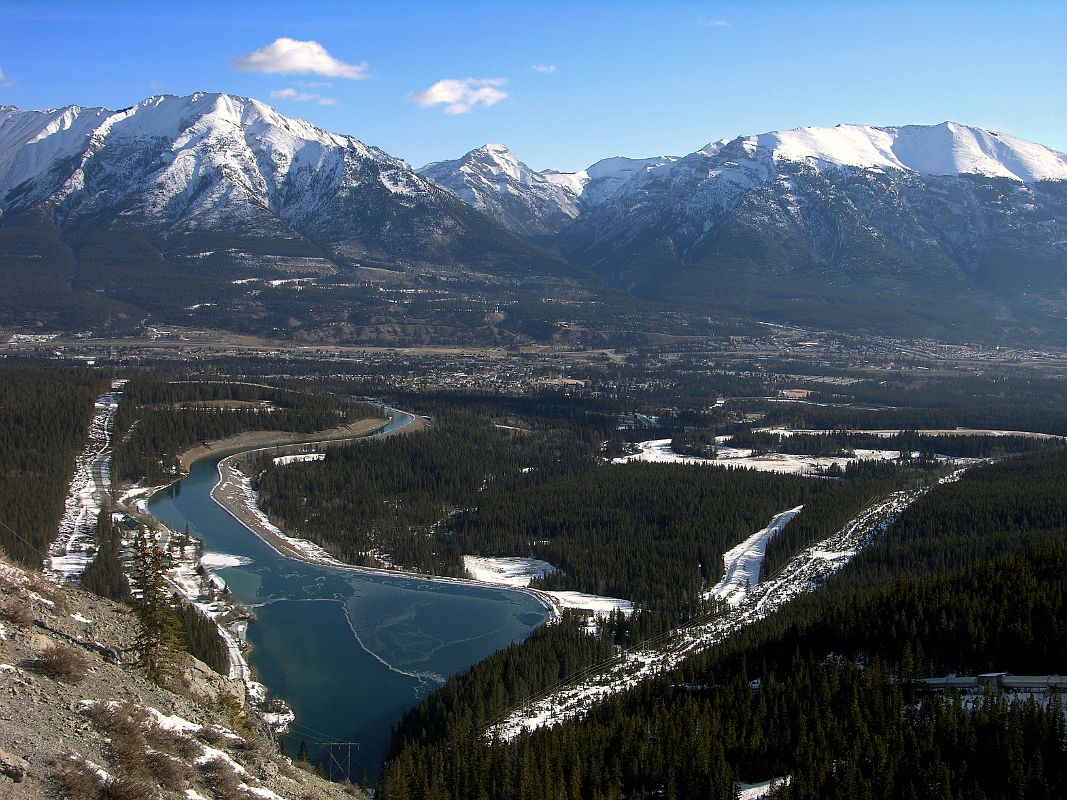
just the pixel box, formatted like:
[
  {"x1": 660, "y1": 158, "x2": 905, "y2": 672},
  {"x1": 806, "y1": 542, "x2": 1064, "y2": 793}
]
[{"x1": 0, "y1": 555, "x2": 364, "y2": 800}]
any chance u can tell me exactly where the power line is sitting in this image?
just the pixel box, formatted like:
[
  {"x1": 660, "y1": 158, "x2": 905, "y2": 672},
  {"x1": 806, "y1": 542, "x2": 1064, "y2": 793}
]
[{"x1": 0, "y1": 516, "x2": 51, "y2": 559}]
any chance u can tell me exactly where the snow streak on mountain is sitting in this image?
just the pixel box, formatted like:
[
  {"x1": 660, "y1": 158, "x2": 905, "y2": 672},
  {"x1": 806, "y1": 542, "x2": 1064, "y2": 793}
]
[{"x1": 0, "y1": 93, "x2": 542, "y2": 270}]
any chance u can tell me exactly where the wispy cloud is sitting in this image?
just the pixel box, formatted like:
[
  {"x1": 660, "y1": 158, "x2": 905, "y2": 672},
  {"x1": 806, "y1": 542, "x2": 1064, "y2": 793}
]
[
  {"x1": 532, "y1": 64, "x2": 556, "y2": 74},
  {"x1": 406, "y1": 78, "x2": 508, "y2": 115},
  {"x1": 697, "y1": 18, "x2": 731, "y2": 28},
  {"x1": 233, "y1": 38, "x2": 368, "y2": 80},
  {"x1": 270, "y1": 87, "x2": 337, "y2": 106}
]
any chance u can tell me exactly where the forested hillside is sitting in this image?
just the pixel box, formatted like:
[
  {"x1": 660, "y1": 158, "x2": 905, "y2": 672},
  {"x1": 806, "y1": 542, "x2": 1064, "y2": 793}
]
[
  {"x1": 254, "y1": 406, "x2": 609, "y2": 571},
  {"x1": 380, "y1": 450, "x2": 1067, "y2": 799},
  {"x1": 113, "y1": 377, "x2": 383, "y2": 484},
  {"x1": 0, "y1": 365, "x2": 106, "y2": 566}
]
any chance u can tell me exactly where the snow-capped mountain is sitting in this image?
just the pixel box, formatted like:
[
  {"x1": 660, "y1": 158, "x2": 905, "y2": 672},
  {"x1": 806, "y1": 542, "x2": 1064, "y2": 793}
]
[
  {"x1": 419, "y1": 146, "x2": 676, "y2": 236},
  {"x1": 4, "y1": 98, "x2": 1067, "y2": 341},
  {"x1": 0, "y1": 92, "x2": 542, "y2": 269},
  {"x1": 419, "y1": 144, "x2": 582, "y2": 237},
  {"x1": 697, "y1": 122, "x2": 1067, "y2": 182},
  {"x1": 421, "y1": 122, "x2": 1067, "y2": 336},
  {"x1": 557, "y1": 123, "x2": 1067, "y2": 285}
]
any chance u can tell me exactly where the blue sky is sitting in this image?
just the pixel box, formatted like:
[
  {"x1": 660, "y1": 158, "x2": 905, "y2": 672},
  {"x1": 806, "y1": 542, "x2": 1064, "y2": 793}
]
[{"x1": 1, "y1": 0, "x2": 1064, "y2": 171}]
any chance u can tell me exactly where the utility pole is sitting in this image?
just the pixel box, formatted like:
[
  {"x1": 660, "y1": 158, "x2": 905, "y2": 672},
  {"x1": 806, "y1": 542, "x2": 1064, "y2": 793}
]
[{"x1": 324, "y1": 741, "x2": 360, "y2": 784}]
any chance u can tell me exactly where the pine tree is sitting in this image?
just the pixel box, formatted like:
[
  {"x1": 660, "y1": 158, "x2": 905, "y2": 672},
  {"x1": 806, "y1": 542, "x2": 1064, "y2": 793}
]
[{"x1": 130, "y1": 528, "x2": 185, "y2": 681}]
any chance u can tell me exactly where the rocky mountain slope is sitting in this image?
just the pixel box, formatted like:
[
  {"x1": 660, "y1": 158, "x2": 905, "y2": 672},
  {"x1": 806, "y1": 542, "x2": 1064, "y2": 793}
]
[
  {"x1": 0, "y1": 555, "x2": 362, "y2": 800},
  {"x1": 419, "y1": 145, "x2": 675, "y2": 237},
  {"x1": 0, "y1": 93, "x2": 549, "y2": 270},
  {"x1": 4, "y1": 94, "x2": 1067, "y2": 343},
  {"x1": 420, "y1": 143, "x2": 582, "y2": 237},
  {"x1": 0, "y1": 93, "x2": 574, "y2": 339},
  {"x1": 430, "y1": 123, "x2": 1067, "y2": 338}
]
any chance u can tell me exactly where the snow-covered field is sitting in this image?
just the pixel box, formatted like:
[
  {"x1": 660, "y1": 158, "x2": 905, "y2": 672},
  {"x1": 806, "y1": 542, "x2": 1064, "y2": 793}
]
[
  {"x1": 739, "y1": 778, "x2": 791, "y2": 799},
  {"x1": 463, "y1": 555, "x2": 634, "y2": 620},
  {"x1": 706, "y1": 506, "x2": 803, "y2": 607},
  {"x1": 271, "y1": 452, "x2": 325, "y2": 466},
  {"x1": 491, "y1": 489, "x2": 922, "y2": 740},
  {"x1": 47, "y1": 379, "x2": 126, "y2": 582},
  {"x1": 613, "y1": 438, "x2": 903, "y2": 475},
  {"x1": 755, "y1": 426, "x2": 1067, "y2": 441},
  {"x1": 463, "y1": 555, "x2": 555, "y2": 587}
]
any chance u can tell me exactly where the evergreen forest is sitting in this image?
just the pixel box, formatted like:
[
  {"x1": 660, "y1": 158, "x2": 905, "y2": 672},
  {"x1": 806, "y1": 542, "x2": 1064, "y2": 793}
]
[
  {"x1": 380, "y1": 449, "x2": 1067, "y2": 799},
  {"x1": 0, "y1": 365, "x2": 106, "y2": 566},
  {"x1": 112, "y1": 376, "x2": 384, "y2": 484}
]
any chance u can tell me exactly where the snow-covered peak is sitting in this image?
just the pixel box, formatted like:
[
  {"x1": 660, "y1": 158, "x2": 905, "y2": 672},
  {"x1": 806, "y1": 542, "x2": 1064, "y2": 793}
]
[
  {"x1": 0, "y1": 93, "x2": 396, "y2": 199},
  {"x1": 0, "y1": 91, "x2": 457, "y2": 248},
  {"x1": 704, "y1": 122, "x2": 1067, "y2": 182},
  {"x1": 558, "y1": 154, "x2": 679, "y2": 207},
  {"x1": 419, "y1": 144, "x2": 585, "y2": 236}
]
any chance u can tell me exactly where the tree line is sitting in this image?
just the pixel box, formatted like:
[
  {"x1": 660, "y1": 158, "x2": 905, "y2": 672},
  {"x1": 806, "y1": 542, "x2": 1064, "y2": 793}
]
[{"x1": 0, "y1": 365, "x2": 106, "y2": 566}]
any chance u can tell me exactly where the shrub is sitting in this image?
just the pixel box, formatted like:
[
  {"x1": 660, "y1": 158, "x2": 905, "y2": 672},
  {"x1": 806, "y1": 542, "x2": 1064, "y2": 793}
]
[
  {"x1": 99, "y1": 774, "x2": 158, "y2": 800},
  {"x1": 51, "y1": 758, "x2": 103, "y2": 800},
  {"x1": 199, "y1": 724, "x2": 232, "y2": 747},
  {"x1": 146, "y1": 751, "x2": 193, "y2": 791},
  {"x1": 35, "y1": 643, "x2": 90, "y2": 684},
  {"x1": 144, "y1": 723, "x2": 201, "y2": 761},
  {"x1": 198, "y1": 756, "x2": 241, "y2": 800},
  {"x1": 0, "y1": 595, "x2": 33, "y2": 625}
]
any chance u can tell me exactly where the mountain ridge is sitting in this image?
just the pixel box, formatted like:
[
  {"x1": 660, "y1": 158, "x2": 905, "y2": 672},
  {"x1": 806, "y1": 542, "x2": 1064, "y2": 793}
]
[{"x1": 3, "y1": 93, "x2": 1067, "y2": 343}]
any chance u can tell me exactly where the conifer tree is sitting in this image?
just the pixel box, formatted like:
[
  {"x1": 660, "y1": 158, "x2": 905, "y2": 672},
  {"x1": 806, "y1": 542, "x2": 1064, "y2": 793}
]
[{"x1": 130, "y1": 527, "x2": 184, "y2": 681}]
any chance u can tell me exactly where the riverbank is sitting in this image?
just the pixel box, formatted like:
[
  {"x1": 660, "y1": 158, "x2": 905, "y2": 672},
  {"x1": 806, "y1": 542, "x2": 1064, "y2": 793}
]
[
  {"x1": 208, "y1": 450, "x2": 563, "y2": 620},
  {"x1": 177, "y1": 413, "x2": 405, "y2": 472}
]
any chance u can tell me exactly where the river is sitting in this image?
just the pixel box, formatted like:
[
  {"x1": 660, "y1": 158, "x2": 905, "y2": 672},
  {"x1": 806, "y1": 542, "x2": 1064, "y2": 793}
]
[{"x1": 147, "y1": 412, "x2": 551, "y2": 779}]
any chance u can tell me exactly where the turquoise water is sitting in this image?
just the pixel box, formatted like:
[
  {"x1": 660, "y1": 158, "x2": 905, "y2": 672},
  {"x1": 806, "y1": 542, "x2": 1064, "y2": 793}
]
[{"x1": 147, "y1": 416, "x2": 550, "y2": 777}]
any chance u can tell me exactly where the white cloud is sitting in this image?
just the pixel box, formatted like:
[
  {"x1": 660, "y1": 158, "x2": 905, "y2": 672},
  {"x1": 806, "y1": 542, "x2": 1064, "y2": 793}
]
[
  {"x1": 0, "y1": 68, "x2": 5, "y2": 80},
  {"x1": 270, "y1": 87, "x2": 337, "y2": 106},
  {"x1": 697, "y1": 18, "x2": 731, "y2": 28},
  {"x1": 532, "y1": 64, "x2": 556, "y2": 74},
  {"x1": 406, "y1": 78, "x2": 508, "y2": 115},
  {"x1": 233, "y1": 38, "x2": 368, "y2": 80}
]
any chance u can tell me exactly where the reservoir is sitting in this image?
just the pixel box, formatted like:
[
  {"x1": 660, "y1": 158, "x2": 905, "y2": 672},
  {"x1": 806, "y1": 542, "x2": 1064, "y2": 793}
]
[{"x1": 147, "y1": 414, "x2": 551, "y2": 778}]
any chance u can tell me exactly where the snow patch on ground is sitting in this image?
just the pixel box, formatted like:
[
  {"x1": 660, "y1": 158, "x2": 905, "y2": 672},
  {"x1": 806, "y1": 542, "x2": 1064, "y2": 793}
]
[
  {"x1": 543, "y1": 591, "x2": 634, "y2": 619},
  {"x1": 739, "y1": 777, "x2": 791, "y2": 799},
  {"x1": 612, "y1": 438, "x2": 903, "y2": 475},
  {"x1": 196, "y1": 746, "x2": 249, "y2": 776},
  {"x1": 463, "y1": 555, "x2": 556, "y2": 587},
  {"x1": 271, "y1": 452, "x2": 326, "y2": 466},
  {"x1": 47, "y1": 380, "x2": 126, "y2": 582},
  {"x1": 706, "y1": 506, "x2": 803, "y2": 607},
  {"x1": 463, "y1": 555, "x2": 633, "y2": 622},
  {"x1": 144, "y1": 706, "x2": 204, "y2": 734},
  {"x1": 491, "y1": 490, "x2": 922, "y2": 740}
]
